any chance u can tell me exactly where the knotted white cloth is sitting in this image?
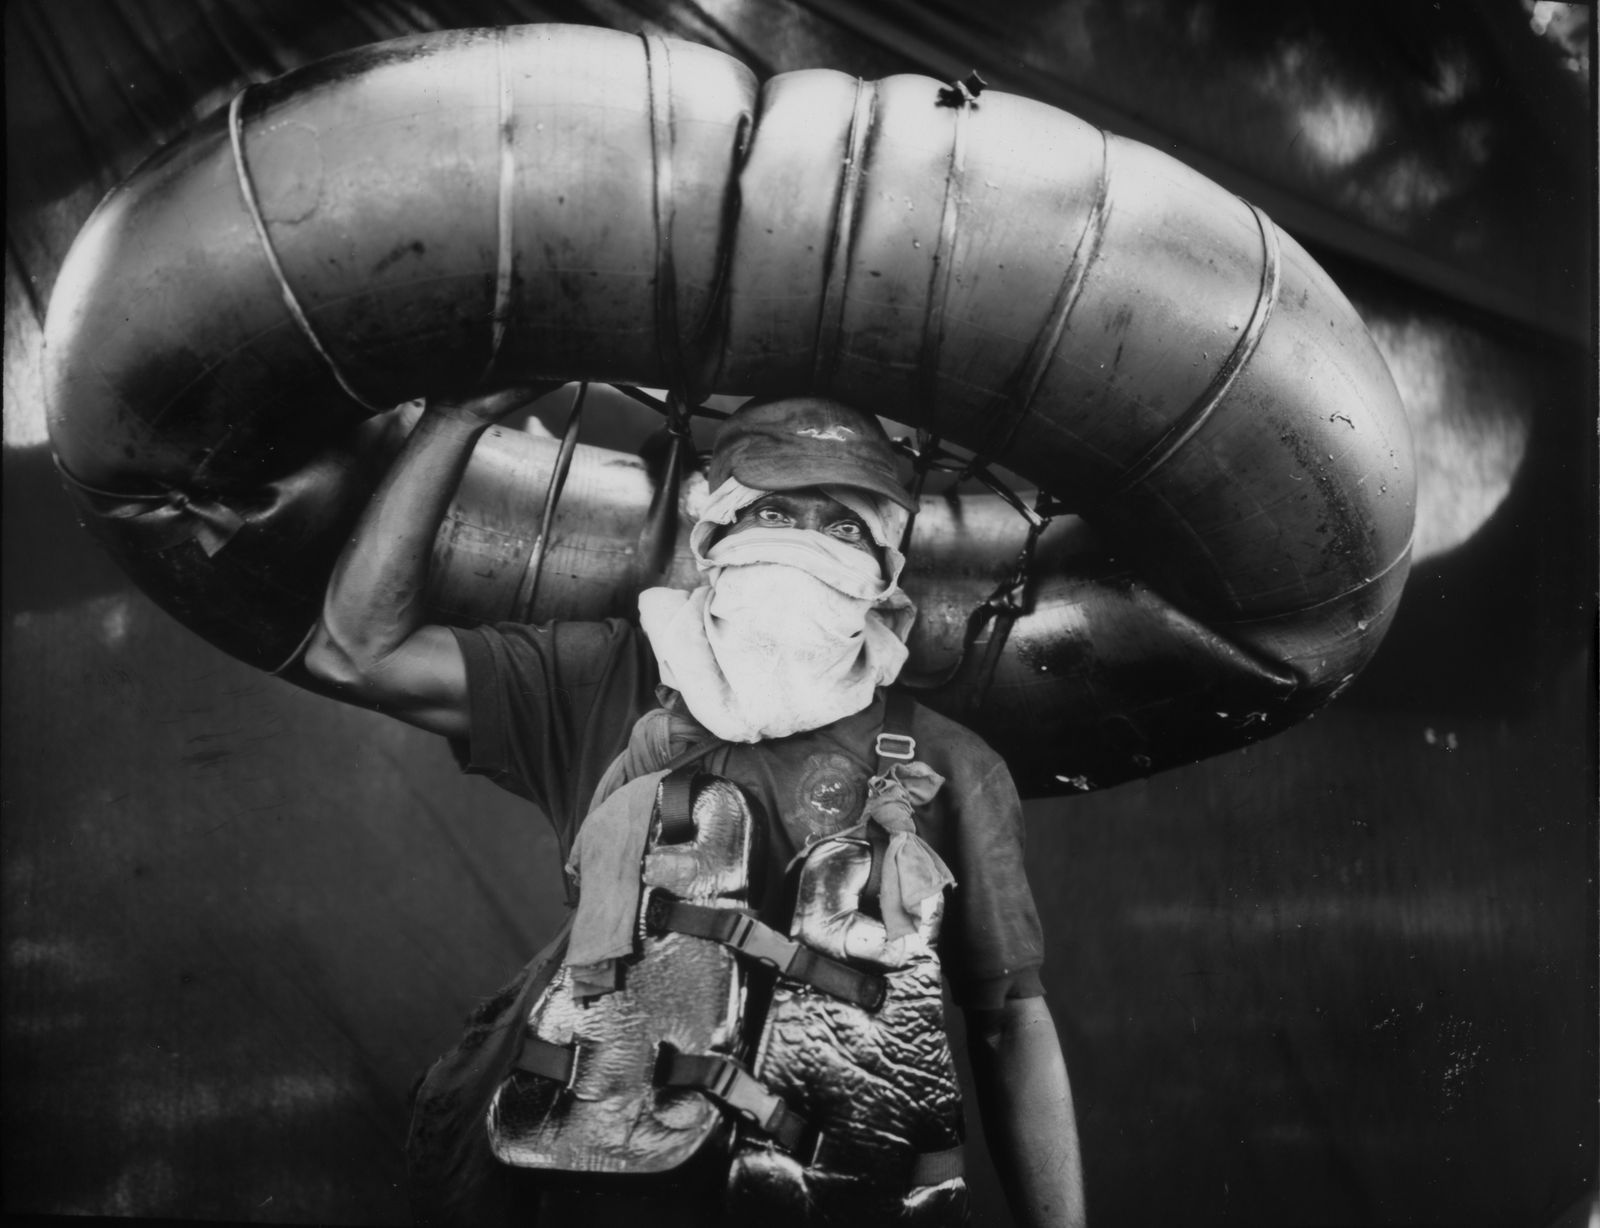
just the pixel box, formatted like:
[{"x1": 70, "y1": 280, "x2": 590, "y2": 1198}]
[{"x1": 856, "y1": 760, "x2": 956, "y2": 939}]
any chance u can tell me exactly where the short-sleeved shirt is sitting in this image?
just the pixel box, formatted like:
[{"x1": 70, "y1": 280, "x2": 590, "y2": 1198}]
[{"x1": 451, "y1": 618, "x2": 1044, "y2": 1007}]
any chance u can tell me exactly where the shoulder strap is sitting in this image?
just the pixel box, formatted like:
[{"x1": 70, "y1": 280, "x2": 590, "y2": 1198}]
[
  {"x1": 655, "y1": 765, "x2": 698, "y2": 844},
  {"x1": 653, "y1": 737, "x2": 728, "y2": 844},
  {"x1": 873, "y1": 688, "x2": 917, "y2": 774},
  {"x1": 863, "y1": 689, "x2": 916, "y2": 904}
]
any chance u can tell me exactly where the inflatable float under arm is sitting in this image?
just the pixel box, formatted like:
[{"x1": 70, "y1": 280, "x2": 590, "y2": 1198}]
[{"x1": 43, "y1": 24, "x2": 1414, "y2": 796}]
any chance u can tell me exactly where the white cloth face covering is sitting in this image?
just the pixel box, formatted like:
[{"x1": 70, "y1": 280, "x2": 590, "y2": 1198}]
[{"x1": 638, "y1": 480, "x2": 917, "y2": 742}]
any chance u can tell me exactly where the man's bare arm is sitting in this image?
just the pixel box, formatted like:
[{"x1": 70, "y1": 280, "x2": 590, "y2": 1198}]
[
  {"x1": 303, "y1": 387, "x2": 546, "y2": 738},
  {"x1": 967, "y1": 996, "x2": 1086, "y2": 1228}
]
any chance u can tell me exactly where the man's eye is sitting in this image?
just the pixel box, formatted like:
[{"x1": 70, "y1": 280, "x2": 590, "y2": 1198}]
[
  {"x1": 755, "y1": 506, "x2": 787, "y2": 524},
  {"x1": 829, "y1": 521, "x2": 864, "y2": 541}
]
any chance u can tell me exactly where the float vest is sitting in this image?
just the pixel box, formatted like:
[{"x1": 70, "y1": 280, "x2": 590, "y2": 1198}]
[{"x1": 486, "y1": 695, "x2": 967, "y2": 1221}]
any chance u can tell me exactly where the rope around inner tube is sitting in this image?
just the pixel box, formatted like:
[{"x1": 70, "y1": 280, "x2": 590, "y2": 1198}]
[
  {"x1": 1110, "y1": 201, "x2": 1282, "y2": 495},
  {"x1": 514, "y1": 382, "x2": 590, "y2": 619},
  {"x1": 976, "y1": 128, "x2": 1114, "y2": 474},
  {"x1": 227, "y1": 87, "x2": 383, "y2": 413},
  {"x1": 891, "y1": 433, "x2": 1062, "y2": 694}
]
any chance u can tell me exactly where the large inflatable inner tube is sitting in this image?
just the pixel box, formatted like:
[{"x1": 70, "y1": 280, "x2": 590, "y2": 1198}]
[{"x1": 43, "y1": 24, "x2": 1414, "y2": 796}]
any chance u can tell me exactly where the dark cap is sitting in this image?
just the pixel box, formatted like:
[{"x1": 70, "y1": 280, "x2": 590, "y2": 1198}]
[{"x1": 708, "y1": 396, "x2": 914, "y2": 510}]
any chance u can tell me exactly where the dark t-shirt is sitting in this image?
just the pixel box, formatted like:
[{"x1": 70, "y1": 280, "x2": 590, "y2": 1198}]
[{"x1": 450, "y1": 618, "x2": 1044, "y2": 1007}]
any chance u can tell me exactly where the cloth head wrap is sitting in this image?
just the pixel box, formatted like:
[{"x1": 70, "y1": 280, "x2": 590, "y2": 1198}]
[{"x1": 639, "y1": 478, "x2": 917, "y2": 742}]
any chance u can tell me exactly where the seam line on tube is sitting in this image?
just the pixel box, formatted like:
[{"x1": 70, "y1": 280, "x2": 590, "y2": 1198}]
[
  {"x1": 482, "y1": 27, "x2": 516, "y2": 383},
  {"x1": 1111, "y1": 201, "x2": 1281, "y2": 495},
  {"x1": 812, "y1": 79, "x2": 876, "y2": 393},
  {"x1": 983, "y1": 128, "x2": 1113, "y2": 468},
  {"x1": 1217, "y1": 527, "x2": 1415, "y2": 627},
  {"x1": 227, "y1": 88, "x2": 382, "y2": 412},
  {"x1": 918, "y1": 98, "x2": 970, "y2": 435},
  {"x1": 643, "y1": 33, "x2": 690, "y2": 400}
]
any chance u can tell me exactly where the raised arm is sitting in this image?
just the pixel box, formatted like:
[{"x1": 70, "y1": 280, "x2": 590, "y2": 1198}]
[
  {"x1": 967, "y1": 996, "x2": 1086, "y2": 1228},
  {"x1": 303, "y1": 387, "x2": 546, "y2": 738}
]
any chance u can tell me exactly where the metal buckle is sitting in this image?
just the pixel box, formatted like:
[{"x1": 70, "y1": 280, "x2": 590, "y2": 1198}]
[{"x1": 874, "y1": 732, "x2": 916, "y2": 761}]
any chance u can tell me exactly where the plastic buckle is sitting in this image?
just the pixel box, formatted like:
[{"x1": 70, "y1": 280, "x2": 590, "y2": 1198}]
[
  {"x1": 714, "y1": 1062, "x2": 786, "y2": 1135},
  {"x1": 874, "y1": 732, "x2": 916, "y2": 761},
  {"x1": 727, "y1": 912, "x2": 800, "y2": 972},
  {"x1": 725, "y1": 911, "x2": 756, "y2": 948},
  {"x1": 701, "y1": 1055, "x2": 739, "y2": 1101}
]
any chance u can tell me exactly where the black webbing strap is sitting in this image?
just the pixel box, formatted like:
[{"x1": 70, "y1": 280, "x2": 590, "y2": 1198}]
[
  {"x1": 873, "y1": 688, "x2": 918, "y2": 774},
  {"x1": 644, "y1": 894, "x2": 887, "y2": 1011},
  {"x1": 808, "y1": 1132, "x2": 965, "y2": 1189},
  {"x1": 648, "y1": 731, "x2": 733, "y2": 845},
  {"x1": 514, "y1": 1034, "x2": 578, "y2": 1087},
  {"x1": 861, "y1": 818, "x2": 891, "y2": 909},
  {"x1": 655, "y1": 764, "x2": 698, "y2": 844},
  {"x1": 514, "y1": 1035, "x2": 961, "y2": 1187},
  {"x1": 653, "y1": 1044, "x2": 815, "y2": 1157},
  {"x1": 910, "y1": 1145, "x2": 966, "y2": 1186},
  {"x1": 863, "y1": 688, "x2": 918, "y2": 903}
]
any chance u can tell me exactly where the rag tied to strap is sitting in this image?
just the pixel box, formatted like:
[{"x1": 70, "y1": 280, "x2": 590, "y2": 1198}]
[
  {"x1": 564, "y1": 705, "x2": 706, "y2": 998},
  {"x1": 856, "y1": 760, "x2": 955, "y2": 939}
]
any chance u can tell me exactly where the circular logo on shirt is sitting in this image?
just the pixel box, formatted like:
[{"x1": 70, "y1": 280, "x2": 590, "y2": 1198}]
[{"x1": 793, "y1": 753, "x2": 866, "y2": 839}]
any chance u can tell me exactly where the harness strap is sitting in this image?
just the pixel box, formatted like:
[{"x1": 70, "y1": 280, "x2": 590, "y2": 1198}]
[
  {"x1": 864, "y1": 687, "x2": 918, "y2": 903},
  {"x1": 874, "y1": 688, "x2": 918, "y2": 774},
  {"x1": 654, "y1": 764, "x2": 699, "y2": 844},
  {"x1": 909, "y1": 1145, "x2": 966, "y2": 1186},
  {"x1": 512, "y1": 1038, "x2": 961, "y2": 1184},
  {"x1": 513, "y1": 1035, "x2": 578, "y2": 1087},
  {"x1": 653, "y1": 1044, "x2": 816, "y2": 1157},
  {"x1": 645, "y1": 895, "x2": 886, "y2": 1011},
  {"x1": 805, "y1": 1133, "x2": 966, "y2": 1189}
]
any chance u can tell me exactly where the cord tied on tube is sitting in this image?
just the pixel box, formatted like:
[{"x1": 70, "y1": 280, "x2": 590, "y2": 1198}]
[
  {"x1": 515, "y1": 383, "x2": 590, "y2": 619},
  {"x1": 52, "y1": 454, "x2": 246, "y2": 557},
  {"x1": 889, "y1": 435, "x2": 1065, "y2": 699}
]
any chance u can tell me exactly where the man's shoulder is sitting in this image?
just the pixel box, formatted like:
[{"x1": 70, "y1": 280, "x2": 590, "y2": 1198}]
[
  {"x1": 465, "y1": 616, "x2": 644, "y2": 671},
  {"x1": 902, "y1": 694, "x2": 1010, "y2": 779}
]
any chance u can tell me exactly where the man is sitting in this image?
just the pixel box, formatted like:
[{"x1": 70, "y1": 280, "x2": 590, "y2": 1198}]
[{"x1": 305, "y1": 386, "x2": 1085, "y2": 1227}]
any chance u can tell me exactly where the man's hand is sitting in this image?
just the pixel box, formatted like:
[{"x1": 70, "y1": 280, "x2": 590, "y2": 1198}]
[{"x1": 304, "y1": 382, "x2": 553, "y2": 737}]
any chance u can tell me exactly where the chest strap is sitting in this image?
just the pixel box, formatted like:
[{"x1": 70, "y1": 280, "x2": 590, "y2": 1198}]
[
  {"x1": 511, "y1": 1035, "x2": 816, "y2": 1157},
  {"x1": 513, "y1": 1034, "x2": 581, "y2": 1087},
  {"x1": 515, "y1": 1034, "x2": 965, "y2": 1186},
  {"x1": 643, "y1": 892, "x2": 887, "y2": 1011},
  {"x1": 653, "y1": 1044, "x2": 817, "y2": 1157},
  {"x1": 654, "y1": 765, "x2": 698, "y2": 843}
]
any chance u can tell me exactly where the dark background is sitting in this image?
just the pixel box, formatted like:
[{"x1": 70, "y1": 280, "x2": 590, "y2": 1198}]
[{"x1": 4, "y1": 1, "x2": 1595, "y2": 1224}]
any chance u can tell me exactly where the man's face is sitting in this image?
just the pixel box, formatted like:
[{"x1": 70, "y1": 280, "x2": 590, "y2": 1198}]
[{"x1": 720, "y1": 489, "x2": 881, "y2": 562}]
